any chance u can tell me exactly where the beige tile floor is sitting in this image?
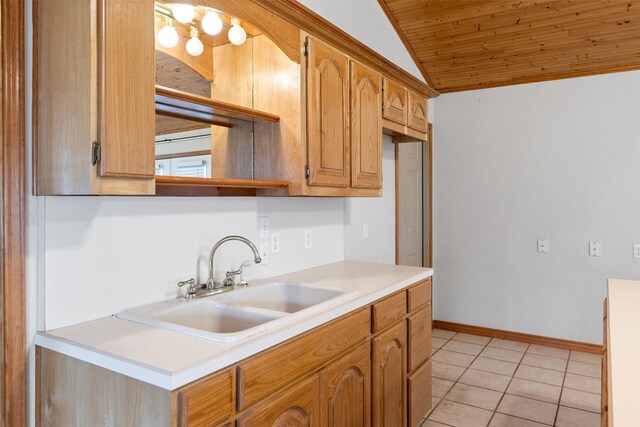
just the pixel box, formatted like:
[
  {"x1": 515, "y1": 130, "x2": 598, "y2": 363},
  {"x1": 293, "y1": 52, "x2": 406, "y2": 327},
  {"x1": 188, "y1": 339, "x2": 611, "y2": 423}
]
[{"x1": 418, "y1": 329, "x2": 602, "y2": 427}]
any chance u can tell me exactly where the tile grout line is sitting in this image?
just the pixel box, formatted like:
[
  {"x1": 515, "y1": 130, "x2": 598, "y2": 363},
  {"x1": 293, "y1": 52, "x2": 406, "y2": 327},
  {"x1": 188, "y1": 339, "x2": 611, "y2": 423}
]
[{"x1": 553, "y1": 358, "x2": 571, "y2": 426}]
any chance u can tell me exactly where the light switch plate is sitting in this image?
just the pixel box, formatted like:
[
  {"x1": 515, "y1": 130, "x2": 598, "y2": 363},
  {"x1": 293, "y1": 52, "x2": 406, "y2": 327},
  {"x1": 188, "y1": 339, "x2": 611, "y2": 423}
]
[
  {"x1": 589, "y1": 241, "x2": 602, "y2": 257},
  {"x1": 259, "y1": 240, "x2": 269, "y2": 264},
  {"x1": 304, "y1": 230, "x2": 312, "y2": 249},
  {"x1": 634, "y1": 244, "x2": 640, "y2": 259},
  {"x1": 259, "y1": 216, "x2": 269, "y2": 240},
  {"x1": 537, "y1": 238, "x2": 549, "y2": 253},
  {"x1": 363, "y1": 223, "x2": 369, "y2": 239}
]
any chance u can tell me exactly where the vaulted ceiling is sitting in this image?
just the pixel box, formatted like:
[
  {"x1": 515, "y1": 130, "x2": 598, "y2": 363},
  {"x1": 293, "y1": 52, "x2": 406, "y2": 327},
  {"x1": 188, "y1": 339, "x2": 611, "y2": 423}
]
[{"x1": 378, "y1": 0, "x2": 640, "y2": 92}]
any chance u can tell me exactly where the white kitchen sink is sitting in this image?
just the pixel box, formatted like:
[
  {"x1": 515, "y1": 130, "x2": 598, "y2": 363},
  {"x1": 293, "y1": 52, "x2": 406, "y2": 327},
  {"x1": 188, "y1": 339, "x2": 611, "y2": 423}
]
[{"x1": 117, "y1": 282, "x2": 357, "y2": 343}]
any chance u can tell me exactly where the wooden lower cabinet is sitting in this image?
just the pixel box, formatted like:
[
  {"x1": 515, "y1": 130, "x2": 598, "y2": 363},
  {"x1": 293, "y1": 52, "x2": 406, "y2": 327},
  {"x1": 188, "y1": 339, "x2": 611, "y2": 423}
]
[
  {"x1": 320, "y1": 340, "x2": 371, "y2": 427},
  {"x1": 38, "y1": 278, "x2": 433, "y2": 427},
  {"x1": 237, "y1": 374, "x2": 320, "y2": 427},
  {"x1": 372, "y1": 321, "x2": 407, "y2": 427}
]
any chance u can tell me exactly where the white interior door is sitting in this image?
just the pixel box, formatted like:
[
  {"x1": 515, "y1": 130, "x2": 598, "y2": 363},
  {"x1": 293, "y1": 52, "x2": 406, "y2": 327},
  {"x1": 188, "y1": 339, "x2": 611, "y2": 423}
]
[{"x1": 397, "y1": 142, "x2": 423, "y2": 266}]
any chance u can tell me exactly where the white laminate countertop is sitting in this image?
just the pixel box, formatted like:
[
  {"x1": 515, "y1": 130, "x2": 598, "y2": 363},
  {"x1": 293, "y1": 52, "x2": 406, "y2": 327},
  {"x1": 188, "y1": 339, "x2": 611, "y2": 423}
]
[
  {"x1": 36, "y1": 261, "x2": 432, "y2": 390},
  {"x1": 607, "y1": 279, "x2": 640, "y2": 427}
]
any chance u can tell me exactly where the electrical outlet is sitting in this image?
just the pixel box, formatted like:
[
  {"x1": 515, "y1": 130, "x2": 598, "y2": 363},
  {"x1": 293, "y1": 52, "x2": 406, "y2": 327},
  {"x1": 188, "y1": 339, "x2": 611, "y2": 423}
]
[
  {"x1": 363, "y1": 223, "x2": 369, "y2": 239},
  {"x1": 259, "y1": 216, "x2": 269, "y2": 239},
  {"x1": 633, "y1": 244, "x2": 640, "y2": 258},
  {"x1": 270, "y1": 232, "x2": 280, "y2": 253},
  {"x1": 304, "y1": 230, "x2": 312, "y2": 248},
  {"x1": 589, "y1": 241, "x2": 602, "y2": 257},
  {"x1": 259, "y1": 240, "x2": 269, "y2": 264},
  {"x1": 537, "y1": 238, "x2": 549, "y2": 253}
]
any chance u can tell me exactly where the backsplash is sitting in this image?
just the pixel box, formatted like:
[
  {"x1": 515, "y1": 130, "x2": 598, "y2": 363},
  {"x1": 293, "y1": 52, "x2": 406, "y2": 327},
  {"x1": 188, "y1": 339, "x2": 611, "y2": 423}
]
[{"x1": 42, "y1": 196, "x2": 345, "y2": 330}]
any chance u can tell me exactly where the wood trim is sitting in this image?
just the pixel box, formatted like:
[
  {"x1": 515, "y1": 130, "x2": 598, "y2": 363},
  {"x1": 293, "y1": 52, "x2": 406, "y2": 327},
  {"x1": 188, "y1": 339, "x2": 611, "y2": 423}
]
[
  {"x1": 155, "y1": 176, "x2": 288, "y2": 197},
  {"x1": 433, "y1": 320, "x2": 603, "y2": 355},
  {"x1": 155, "y1": 150, "x2": 211, "y2": 161},
  {"x1": 394, "y1": 143, "x2": 399, "y2": 265},
  {"x1": 253, "y1": 0, "x2": 438, "y2": 99},
  {"x1": 375, "y1": 0, "x2": 434, "y2": 88},
  {"x1": 1, "y1": 0, "x2": 27, "y2": 424},
  {"x1": 427, "y1": 123, "x2": 433, "y2": 268}
]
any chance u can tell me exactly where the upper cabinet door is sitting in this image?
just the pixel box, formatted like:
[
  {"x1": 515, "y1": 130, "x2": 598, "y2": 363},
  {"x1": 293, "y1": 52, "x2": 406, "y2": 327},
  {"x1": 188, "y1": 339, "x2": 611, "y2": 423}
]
[
  {"x1": 98, "y1": 0, "x2": 155, "y2": 179},
  {"x1": 407, "y1": 91, "x2": 428, "y2": 133},
  {"x1": 382, "y1": 77, "x2": 408, "y2": 126},
  {"x1": 350, "y1": 61, "x2": 382, "y2": 189},
  {"x1": 306, "y1": 37, "x2": 350, "y2": 188}
]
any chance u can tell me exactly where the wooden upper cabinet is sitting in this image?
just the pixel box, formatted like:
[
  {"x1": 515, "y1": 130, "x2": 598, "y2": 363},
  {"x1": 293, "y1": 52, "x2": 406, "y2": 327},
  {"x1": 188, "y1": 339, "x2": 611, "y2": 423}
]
[
  {"x1": 35, "y1": 0, "x2": 155, "y2": 195},
  {"x1": 372, "y1": 321, "x2": 407, "y2": 427},
  {"x1": 305, "y1": 36, "x2": 350, "y2": 188},
  {"x1": 382, "y1": 78, "x2": 408, "y2": 126},
  {"x1": 408, "y1": 91, "x2": 428, "y2": 133},
  {"x1": 350, "y1": 61, "x2": 382, "y2": 189},
  {"x1": 320, "y1": 341, "x2": 371, "y2": 427}
]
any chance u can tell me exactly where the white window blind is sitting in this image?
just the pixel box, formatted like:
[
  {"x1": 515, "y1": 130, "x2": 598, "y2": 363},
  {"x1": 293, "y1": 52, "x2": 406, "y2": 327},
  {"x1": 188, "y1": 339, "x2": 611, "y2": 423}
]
[{"x1": 175, "y1": 160, "x2": 207, "y2": 178}]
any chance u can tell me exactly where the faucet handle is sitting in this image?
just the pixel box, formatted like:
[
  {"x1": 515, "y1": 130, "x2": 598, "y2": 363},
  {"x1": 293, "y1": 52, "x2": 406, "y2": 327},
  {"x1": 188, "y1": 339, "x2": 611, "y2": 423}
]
[{"x1": 177, "y1": 278, "x2": 198, "y2": 298}]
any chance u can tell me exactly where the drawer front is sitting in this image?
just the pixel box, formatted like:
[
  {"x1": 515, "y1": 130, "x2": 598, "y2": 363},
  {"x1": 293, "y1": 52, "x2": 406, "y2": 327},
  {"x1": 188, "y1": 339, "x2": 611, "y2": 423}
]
[
  {"x1": 407, "y1": 91, "x2": 428, "y2": 133},
  {"x1": 382, "y1": 77, "x2": 408, "y2": 126},
  {"x1": 408, "y1": 303, "x2": 432, "y2": 372},
  {"x1": 407, "y1": 278, "x2": 432, "y2": 312},
  {"x1": 237, "y1": 374, "x2": 320, "y2": 427},
  {"x1": 372, "y1": 291, "x2": 407, "y2": 333},
  {"x1": 237, "y1": 308, "x2": 370, "y2": 410},
  {"x1": 408, "y1": 359, "x2": 432, "y2": 427},
  {"x1": 177, "y1": 367, "x2": 233, "y2": 427}
]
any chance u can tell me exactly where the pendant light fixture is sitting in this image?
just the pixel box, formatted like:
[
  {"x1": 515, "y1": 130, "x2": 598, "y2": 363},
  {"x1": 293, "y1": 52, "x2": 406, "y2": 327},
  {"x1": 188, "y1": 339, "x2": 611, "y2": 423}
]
[
  {"x1": 227, "y1": 18, "x2": 247, "y2": 46},
  {"x1": 157, "y1": 16, "x2": 179, "y2": 48},
  {"x1": 201, "y1": 10, "x2": 223, "y2": 35},
  {"x1": 186, "y1": 27, "x2": 204, "y2": 57},
  {"x1": 171, "y1": 3, "x2": 195, "y2": 24}
]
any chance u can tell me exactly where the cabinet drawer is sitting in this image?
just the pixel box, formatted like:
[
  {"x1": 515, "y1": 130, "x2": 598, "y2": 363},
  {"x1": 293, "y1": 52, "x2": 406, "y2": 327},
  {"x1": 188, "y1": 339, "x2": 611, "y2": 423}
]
[
  {"x1": 407, "y1": 278, "x2": 431, "y2": 312},
  {"x1": 408, "y1": 303, "x2": 432, "y2": 372},
  {"x1": 408, "y1": 359, "x2": 432, "y2": 427},
  {"x1": 372, "y1": 291, "x2": 407, "y2": 333},
  {"x1": 176, "y1": 367, "x2": 233, "y2": 427},
  {"x1": 237, "y1": 308, "x2": 370, "y2": 410},
  {"x1": 237, "y1": 374, "x2": 320, "y2": 427},
  {"x1": 382, "y1": 77, "x2": 408, "y2": 126},
  {"x1": 408, "y1": 91, "x2": 428, "y2": 133}
]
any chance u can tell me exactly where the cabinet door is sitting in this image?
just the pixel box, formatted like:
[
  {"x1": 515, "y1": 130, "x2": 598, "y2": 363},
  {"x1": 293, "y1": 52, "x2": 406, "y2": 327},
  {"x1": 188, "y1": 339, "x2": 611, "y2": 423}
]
[
  {"x1": 407, "y1": 91, "x2": 428, "y2": 133},
  {"x1": 382, "y1": 77, "x2": 408, "y2": 126},
  {"x1": 320, "y1": 341, "x2": 370, "y2": 427},
  {"x1": 408, "y1": 360, "x2": 432, "y2": 427},
  {"x1": 350, "y1": 61, "x2": 382, "y2": 189},
  {"x1": 305, "y1": 37, "x2": 350, "y2": 188},
  {"x1": 407, "y1": 303, "x2": 432, "y2": 373},
  {"x1": 237, "y1": 374, "x2": 320, "y2": 427},
  {"x1": 372, "y1": 321, "x2": 407, "y2": 427},
  {"x1": 98, "y1": 0, "x2": 155, "y2": 179},
  {"x1": 175, "y1": 368, "x2": 233, "y2": 427}
]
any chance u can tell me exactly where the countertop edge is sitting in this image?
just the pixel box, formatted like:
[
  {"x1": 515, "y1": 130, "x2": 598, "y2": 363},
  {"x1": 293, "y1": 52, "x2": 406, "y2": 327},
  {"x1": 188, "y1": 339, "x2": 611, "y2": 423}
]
[{"x1": 37, "y1": 265, "x2": 432, "y2": 390}]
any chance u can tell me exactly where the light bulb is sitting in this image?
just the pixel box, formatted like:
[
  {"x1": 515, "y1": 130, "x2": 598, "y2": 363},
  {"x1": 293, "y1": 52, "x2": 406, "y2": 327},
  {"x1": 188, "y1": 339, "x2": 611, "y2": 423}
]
[
  {"x1": 186, "y1": 27, "x2": 204, "y2": 56},
  {"x1": 158, "y1": 20, "x2": 179, "y2": 48},
  {"x1": 172, "y1": 4, "x2": 195, "y2": 24},
  {"x1": 228, "y1": 19, "x2": 247, "y2": 46},
  {"x1": 201, "y1": 11, "x2": 223, "y2": 35}
]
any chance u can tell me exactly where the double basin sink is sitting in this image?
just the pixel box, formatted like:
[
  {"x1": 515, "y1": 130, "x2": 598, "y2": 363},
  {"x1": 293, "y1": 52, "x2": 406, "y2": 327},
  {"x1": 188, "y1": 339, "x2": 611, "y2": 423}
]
[{"x1": 117, "y1": 282, "x2": 357, "y2": 343}]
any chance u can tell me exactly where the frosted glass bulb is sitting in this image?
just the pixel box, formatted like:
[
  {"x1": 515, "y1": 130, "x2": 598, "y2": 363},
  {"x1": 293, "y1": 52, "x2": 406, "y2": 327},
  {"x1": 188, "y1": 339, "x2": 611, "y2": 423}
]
[
  {"x1": 186, "y1": 36, "x2": 204, "y2": 56},
  {"x1": 201, "y1": 11, "x2": 223, "y2": 35},
  {"x1": 228, "y1": 22, "x2": 247, "y2": 46},
  {"x1": 172, "y1": 4, "x2": 195, "y2": 24},
  {"x1": 158, "y1": 25, "x2": 179, "y2": 48}
]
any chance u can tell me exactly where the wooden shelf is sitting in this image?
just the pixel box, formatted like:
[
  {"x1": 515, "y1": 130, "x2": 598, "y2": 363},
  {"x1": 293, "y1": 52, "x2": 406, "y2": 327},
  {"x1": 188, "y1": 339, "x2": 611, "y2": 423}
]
[
  {"x1": 155, "y1": 85, "x2": 280, "y2": 127},
  {"x1": 155, "y1": 176, "x2": 289, "y2": 197}
]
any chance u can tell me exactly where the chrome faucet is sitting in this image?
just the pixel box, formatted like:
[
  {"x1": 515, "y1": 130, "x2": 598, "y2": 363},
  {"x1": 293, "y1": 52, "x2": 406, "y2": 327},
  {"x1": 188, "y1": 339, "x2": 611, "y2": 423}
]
[{"x1": 206, "y1": 235, "x2": 261, "y2": 290}]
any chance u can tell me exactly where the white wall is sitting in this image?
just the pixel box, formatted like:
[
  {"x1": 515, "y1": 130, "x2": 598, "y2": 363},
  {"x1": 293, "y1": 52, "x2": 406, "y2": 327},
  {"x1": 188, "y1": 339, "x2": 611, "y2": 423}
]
[
  {"x1": 433, "y1": 71, "x2": 640, "y2": 344},
  {"x1": 344, "y1": 136, "x2": 396, "y2": 264}
]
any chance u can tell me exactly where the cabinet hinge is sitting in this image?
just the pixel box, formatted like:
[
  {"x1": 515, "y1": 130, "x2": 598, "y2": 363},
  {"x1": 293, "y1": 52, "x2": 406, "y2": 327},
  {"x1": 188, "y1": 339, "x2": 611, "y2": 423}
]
[
  {"x1": 303, "y1": 42, "x2": 309, "y2": 57},
  {"x1": 305, "y1": 166, "x2": 310, "y2": 178},
  {"x1": 91, "y1": 141, "x2": 101, "y2": 165}
]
